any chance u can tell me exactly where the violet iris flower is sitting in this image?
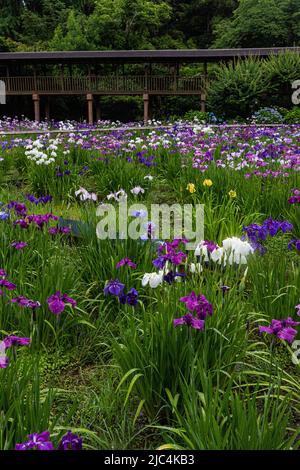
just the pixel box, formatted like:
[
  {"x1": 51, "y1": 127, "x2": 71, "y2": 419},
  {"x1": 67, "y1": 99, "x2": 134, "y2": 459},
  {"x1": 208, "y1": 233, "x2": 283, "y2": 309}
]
[
  {"x1": 152, "y1": 257, "x2": 167, "y2": 269},
  {"x1": 0, "y1": 279, "x2": 16, "y2": 290},
  {"x1": 173, "y1": 313, "x2": 205, "y2": 330},
  {"x1": 0, "y1": 208, "x2": 10, "y2": 220},
  {"x1": 203, "y1": 240, "x2": 219, "y2": 253},
  {"x1": 48, "y1": 226, "x2": 71, "y2": 235},
  {"x1": 259, "y1": 317, "x2": 300, "y2": 344},
  {"x1": 7, "y1": 201, "x2": 27, "y2": 216},
  {"x1": 0, "y1": 335, "x2": 31, "y2": 369},
  {"x1": 104, "y1": 279, "x2": 125, "y2": 296},
  {"x1": 163, "y1": 271, "x2": 186, "y2": 285},
  {"x1": 116, "y1": 258, "x2": 137, "y2": 269},
  {"x1": 25, "y1": 194, "x2": 52, "y2": 206},
  {"x1": 3, "y1": 335, "x2": 31, "y2": 348},
  {"x1": 243, "y1": 218, "x2": 293, "y2": 251},
  {"x1": 288, "y1": 239, "x2": 300, "y2": 251},
  {"x1": 58, "y1": 431, "x2": 83, "y2": 450},
  {"x1": 124, "y1": 288, "x2": 139, "y2": 306},
  {"x1": 11, "y1": 296, "x2": 40, "y2": 310},
  {"x1": 180, "y1": 292, "x2": 213, "y2": 320},
  {"x1": 15, "y1": 431, "x2": 54, "y2": 451},
  {"x1": 47, "y1": 291, "x2": 77, "y2": 315},
  {"x1": 11, "y1": 241, "x2": 28, "y2": 250}
]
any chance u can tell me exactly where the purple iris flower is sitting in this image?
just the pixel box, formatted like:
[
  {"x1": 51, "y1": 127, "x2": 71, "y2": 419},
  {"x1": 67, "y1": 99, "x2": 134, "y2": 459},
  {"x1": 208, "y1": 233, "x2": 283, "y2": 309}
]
[
  {"x1": 47, "y1": 292, "x2": 77, "y2": 315},
  {"x1": 125, "y1": 288, "x2": 139, "y2": 306},
  {"x1": 0, "y1": 279, "x2": 16, "y2": 291},
  {"x1": 49, "y1": 226, "x2": 71, "y2": 235},
  {"x1": 14, "y1": 218, "x2": 29, "y2": 229},
  {"x1": 104, "y1": 279, "x2": 125, "y2": 296},
  {"x1": 243, "y1": 218, "x2": 293, "y2": 252},
  {"x1": 0, "y1": 269, "x2": 7, "y2": 278},
  {"x1": 0, "y1": 355, "x2": 9, "y2": 369},
  {"x1": 157, "y1": 241, "x2": 187, "y2": 266},
  {"x1": 27, "y1": 213, "x2": 58, "y2": 229},
  {"x1": 3, "y1": 335, "x2": 31, "y2": 348},
  {"x1": 169, "y1": 251, "x2": 186, "y2": 265},
  {"x1": 116, "y1": 258, "x2": 137, "y2": 269},
  {"x1": 288, "y1": 239, "x2": 300, "y2": 251},
  {"x1": 163, "y1": 271, "x2": 186, "y2": 285},
  {"x1": 7, "y1": 201, "x2": 27, "y2": 216},
  {"x1": 295, "y1": 305, "x2": 300, "y2": 317},
  {"x1": 25, "y1": 194, "x2": 52, "y2": 206},
  {"x1": 173, "y1": 313, "x2": 205, "y2": 330},
  {"x1": 152, "y1": 257, "x2": 167, "y2": 269},
  {"x1": 0, "y1": 209, "x2": 10, "y2": 220},
  {"x1": 180, "y1": 292, "x2": 213, "y2": 320},
  {"x1": 259, "y1": 317, "x2": 300, "y2": 344},
  {"x1": 288, "y1": 196, "x2": 300, "y2": 204},
  {"x1": 203, "y1": 240, "x2": 218, "y2": 253},
  {"x1": 15, "y1": 431, "x2": 54, "y2": 451},
  {"x1": 58, "y1": 431, "x2": 83, "y2": 450},
  {"x1": 288, "y1": 195, "x2": 300, "y2": 204},
  {"x1": 118, "y1": 292, "x2": 127, "y2": 304},
  {"x1": 220, "y1": 285, "x2": 230, "y2": 294},
  {"x1": 11, "y1": 296, "x2": 40, "y2": 310}
]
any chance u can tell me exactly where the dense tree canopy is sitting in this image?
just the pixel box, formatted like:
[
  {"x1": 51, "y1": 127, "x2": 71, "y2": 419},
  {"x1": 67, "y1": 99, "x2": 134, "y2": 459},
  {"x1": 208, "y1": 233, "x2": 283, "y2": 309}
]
[{"x1": 1, "y1": 0, "x2": 299, "y2": 51}]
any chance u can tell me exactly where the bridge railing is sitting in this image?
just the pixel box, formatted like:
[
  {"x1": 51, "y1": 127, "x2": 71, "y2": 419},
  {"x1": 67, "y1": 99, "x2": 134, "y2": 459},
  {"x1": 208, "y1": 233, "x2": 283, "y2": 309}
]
[{"x1": 0, "y1": 75, "x2": 206, "y2": 94}]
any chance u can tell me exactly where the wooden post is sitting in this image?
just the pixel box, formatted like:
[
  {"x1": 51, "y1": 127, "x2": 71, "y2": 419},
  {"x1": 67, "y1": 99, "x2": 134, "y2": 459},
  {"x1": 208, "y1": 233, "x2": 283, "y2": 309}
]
[
  {"x1": 87, "y1": 93, "x2": 94, "y2": 124},
  {"x1": 45, "y1": 97, "x2": 50, "y2": 120},
  {"x1": 33, "y1": 67, "x2": 37, "y2": 91},
  {"x1": 32, "y1": 94, "x2": 40, "y2": 122},
  {"x1": 96, "y1": 99, "x2": 101, "y2": 122},
  {"x1": 201, "y1": 61, "x2": 208, "y2": 113},
  {"x1": 203, "y1": 61, "x2": 208, "y2": 83},
  {"x1": 143, "y1": 93, "x2": 150, "y2": 123},
  {"x1": 200, "y1": 92, "x2": 206, "y2": 112}
]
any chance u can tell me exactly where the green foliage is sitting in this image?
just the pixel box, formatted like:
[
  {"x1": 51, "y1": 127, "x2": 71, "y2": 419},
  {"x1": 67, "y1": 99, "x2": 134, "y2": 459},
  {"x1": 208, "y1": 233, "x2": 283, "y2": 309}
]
[
  {"x1": 213, "y1": 0, "x2": 299, "y2": 48},
  {"x1": 183, "y1": 110, "x2": 209, "y2": 122},
  {"x1": 284, "y1": 107, "x2": 300, "y2": 124},
  {"x1": 264, "y1": 52, "x2": 300, "y2": 108},
  {"x1": 160, "y1": 374, "x2": 299, "y2": 450},
  {"x1": 0, "y1": 357, "x2": 56, "y2": 450},
  {"x1": 50, "y1": 0, "x2": 172, "y2": 50},
  {"x1": 207, "y1": 58, "x2": 271, "y2": 118}
]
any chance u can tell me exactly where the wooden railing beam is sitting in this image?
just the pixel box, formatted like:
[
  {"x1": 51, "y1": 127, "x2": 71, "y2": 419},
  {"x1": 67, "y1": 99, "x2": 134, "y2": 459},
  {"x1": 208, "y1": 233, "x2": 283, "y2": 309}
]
[{"x1": 0, "y1": 75, "x2": 207, "y2": 95}]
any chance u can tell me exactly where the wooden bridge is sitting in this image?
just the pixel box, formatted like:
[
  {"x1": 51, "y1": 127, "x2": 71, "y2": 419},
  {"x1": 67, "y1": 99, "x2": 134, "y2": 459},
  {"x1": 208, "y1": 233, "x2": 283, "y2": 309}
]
[{"x1": 0, "y1": 48, "x2": 299, "y2": 123}]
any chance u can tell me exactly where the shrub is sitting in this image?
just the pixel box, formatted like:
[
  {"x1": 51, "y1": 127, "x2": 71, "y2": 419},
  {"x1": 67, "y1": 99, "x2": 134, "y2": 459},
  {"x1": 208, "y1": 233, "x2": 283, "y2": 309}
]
[
  {"x1": 207, "y1": 58, "x2": 271, "y2": 119},
  {"x1": 264, "y1": 52, "x2": 300, "y2": 109},
  {"x1": 251, "y1": 107, "x2": 284, "y2": 124},
  {"x1": 184, "y1": 110, "x2": 209, "y2": 123},
  {"x1": 284, "y1": 107, "x2": 300, "y2": 124}
]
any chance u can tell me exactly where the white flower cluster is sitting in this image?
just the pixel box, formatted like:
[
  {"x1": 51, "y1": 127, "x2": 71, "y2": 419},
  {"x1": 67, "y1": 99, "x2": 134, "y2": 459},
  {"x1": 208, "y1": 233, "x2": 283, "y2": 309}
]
[
  {"x1": 107, "y1": 189, "x2": 127, "y2": 202},
  {"x1": 25, "y1": 138, "x2": 59, "y2": 165},
  {"x1": 142, "y1": 271, "x2": 164, "y2": 288},
  {"x1": 75, "y1": 187, "x2": 97, "y2": 202},
  {"x1": 195, "y1": 237, "x2": 254, "y2": 266},
  {"x1": 130, "y1": 186, "x2": 145, "y2": 195}
]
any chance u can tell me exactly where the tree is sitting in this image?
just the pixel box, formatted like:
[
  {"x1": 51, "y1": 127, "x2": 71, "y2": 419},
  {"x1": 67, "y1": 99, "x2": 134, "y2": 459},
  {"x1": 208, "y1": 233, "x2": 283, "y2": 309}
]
[
  {"x1": 51, "y1": 0, "x2": 172, "y2": 50},
  {"x1": 213, "y1": 0, "x2": 298, "y2": 48},
  {"x1": 50, "y1": 10, "x2": 92, "y2": 50},
  {"x1": 166, "y1": 0, "x2": 238, "y2": 48}
]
